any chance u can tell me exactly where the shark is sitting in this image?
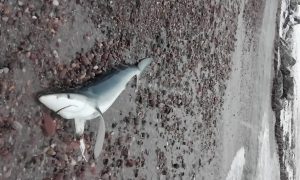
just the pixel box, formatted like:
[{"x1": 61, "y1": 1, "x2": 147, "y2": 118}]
[{"x1": 39, "y1": 58, "x2": 152, "y2": 159}]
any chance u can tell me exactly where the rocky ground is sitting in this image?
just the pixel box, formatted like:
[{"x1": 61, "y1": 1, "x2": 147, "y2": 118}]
[
  {"x1": 272, "y1": 0, "x2": 298, "y2": 179},
  {"x1": 0, "y1": 0, "x2": 265, "y2": 179}
]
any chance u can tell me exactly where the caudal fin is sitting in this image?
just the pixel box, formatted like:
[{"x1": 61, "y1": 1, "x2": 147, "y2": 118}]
[
  {"x1": 138, "y1": 58, "x2": 152, "y2": 73},
  {"x1": 94, "y1": 113, "x2": 106, "y2": 159},
  {"x1": 135, "y1": 58, "x2": 152, "y2": 92}
]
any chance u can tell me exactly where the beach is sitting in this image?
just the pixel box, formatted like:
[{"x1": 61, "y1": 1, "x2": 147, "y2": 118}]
[
  {"x1": 0, "y1": 0, "x2": 281, "y2": 179},
  {"x1": 217, "y1": 0, "x2": 280, "y2": 179}
]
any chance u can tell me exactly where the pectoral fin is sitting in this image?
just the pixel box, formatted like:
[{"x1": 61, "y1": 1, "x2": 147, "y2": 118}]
[{"x1": 94, "y1": 111, "x2": 106, "y2": 159}]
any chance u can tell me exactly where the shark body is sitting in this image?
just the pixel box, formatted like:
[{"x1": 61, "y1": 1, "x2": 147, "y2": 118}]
[{"x1": 39, "y1": 58, "x2": 152, "y2": 159}]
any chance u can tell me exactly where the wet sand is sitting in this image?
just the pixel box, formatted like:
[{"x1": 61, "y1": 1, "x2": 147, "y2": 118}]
[
  {"x1": 294, "y1": 25, "x2": 300, "y2": 180},
  {"x1": 216, "y1": 0, "x2": 280, "y2": 179}
]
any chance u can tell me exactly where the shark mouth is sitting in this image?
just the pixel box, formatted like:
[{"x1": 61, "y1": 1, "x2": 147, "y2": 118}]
[{"x1": 39, "y1": 93, "x2": 105, "y2": 160}]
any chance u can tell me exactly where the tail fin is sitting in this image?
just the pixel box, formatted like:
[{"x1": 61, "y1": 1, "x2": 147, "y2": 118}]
[
  {"x1": 94, "y1": 112, "x2": 105, "y2": 159},
  {"x1": 138, "y1": 58, "x2": 152, "y2": 73},
  {"x1": 136, "y1": 58, "x2": 152, "y2": 92}
]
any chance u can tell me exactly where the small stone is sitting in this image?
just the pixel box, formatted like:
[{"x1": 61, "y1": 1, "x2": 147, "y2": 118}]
[
  {"x1": 71, "y1": 63, "x2": 77, "y2": 68},
  {"x1": 18, "y1": 1, "x2": 24, "y2": 6},
  {"x1": 111, "y1": 123, "x2": 117, "y2": 128},
  {"x1": 70, "y1": 158, "x2": 77, "y2": 166},
  {"x1": 3, "y1": 6, "x2": 11, "y2": 15},
  {"x1": 60, "y1": 69, "x2": 67, "y2": 79},
  {"x1": 67, "y1": 141, "x2": 80, "y2": 152},
  {"x1": 53, "y1": 0, "x2": 59, "y2": 6},
  {"x1": 53, "y1": 69, "x2": 57, "y2": 75},
  {"x1": 13, "y1": 121, "x2": 23, "y2": 131},
  {"x1": 81, "y1": 56, "x2": 90, "y2": 65},
  {"x1": 53, "y1": 50, "x2": 59, "y2": 58},
  {"x1": 116, "y1": 159, "x2": 123, "y2": 167},
  {"x1": 77, "y1": 155, "x2": 83, "y2": 161},
  {"x1": 90, "y1": 162, "x2": 96, "y2": 175},
  {"x1": 125, "y1": 159, "x2": 135, "y2": 167},
  {"x1": 50, "y1": 144, "x2": 56, "y2": 148},
  {"x1": 103, "y1": 159, "x2": 108, "y2": 165},
  {"x1": 101, "y1": 173, "x2": 109, "y2": 179},
  {"x1": 4, "y1": 167, "x2": 11, "y2": 178},
  {"x1": 46, "y1": 148, "x2": 56, "y2": 156},
  {"x1": 2, "y1": 16, "x2": 8, "y2": 22},
  {"x1": 42, "y1": 113, "x2": 57, "y2": 136},
  {"x1": 54, "y1": 173, "x2": 64, "y2": 180},
  {"x1": 172, "y1": 163, "x2": 179, "y2": 169},
  {"x1": 79, "y1": 72, "x2": 86, "y2": 80},
  {"x1": 121, "y1": 148, "x2": 129, "y2": 158},
  {"x1": 3, "y1": 67, "x2": 9, "y2": 74},
  {"x1": 24, "y1": 7, "x2": 30, "y2": 14},
  {"x1": 63, "y1": 154, "x2": 68, "y2": 161}
]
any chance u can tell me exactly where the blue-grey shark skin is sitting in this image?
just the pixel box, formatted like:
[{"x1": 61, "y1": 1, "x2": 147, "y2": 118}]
[
  {"x1": 39, "y1": 58, "x2": 152, "y2": 159},
  {"x1": 80, "y1": 67, "x2": 140, "y2": 113}
]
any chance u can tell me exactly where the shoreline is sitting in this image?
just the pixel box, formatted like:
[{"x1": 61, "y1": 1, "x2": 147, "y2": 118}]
[
  {"x1": 272, "y1": 0, "x2": 299, "y2": 179},
  {"x1": 217, "y1": 0, "x2": 280, "y2": 179}
]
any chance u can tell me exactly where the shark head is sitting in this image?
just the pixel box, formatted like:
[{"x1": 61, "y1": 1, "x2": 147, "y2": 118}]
[
  {"x1": 39, "y1": 93, "x2": 106, "y2": 159},
  {"x1": 39, "y1": 93, "x2": 99, "y2": 120}
]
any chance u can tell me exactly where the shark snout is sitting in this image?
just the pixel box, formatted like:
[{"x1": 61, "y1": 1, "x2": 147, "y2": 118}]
[{"x1": 39, "y1": 93, "x2": 98, "y2": 120}]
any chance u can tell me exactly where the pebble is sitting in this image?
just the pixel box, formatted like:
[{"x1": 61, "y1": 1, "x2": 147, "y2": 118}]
[
  {"x1": 4, "y1": 167, "x2": 11, "y2": 178},
  {"x1": 18, "y1": 1, "x2": 24, "y2": 6},
  {"x1": 79, "y1": 72, "x2": 86, "y2": 80},
  {"x1": 42, "y1": 113, "x2": 57, "y2": 136},
  {"x1": 2, "y1": 16, "x2": 8, "y2": 22},
  {"x1": 0, "y1": 67, "x2": 9, "y2": 74},
  {"x1": 60, "y1": 69, "x2": 67, "y2": 78},
  {"x1": 53, "y1": 0, "x2": 59, "y2": 6},
  {"x1": 54, "y1": 173, "x2": 64, "y2": 180},
  {"x1": 93, "y1": 65, "x2": 99, "y2": 70},
  {"x1": 13, "y1": 121, "x2": 23, "y2": 131},
  {"x1": 70, "y1": 158, "x2": 77, "y2": 166},
  {"x1": 46, "y1": 147, "x2": 56, "y2": 156},
  {"x1": 53, "y1": 50, "x2": 59, "y2": 58},
  {"x1": 125, "y1": 159, "x2": 135, "y2": 167},
  {"x1": 172, "y1": 163, "x2": 180, "y2": 169}
]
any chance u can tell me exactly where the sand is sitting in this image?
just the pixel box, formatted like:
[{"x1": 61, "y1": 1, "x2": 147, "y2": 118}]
[
  {"x1": 294, "y1": 24, "x2": 300, "y2": 180},
  {"x1": 216, "y1": 0, "x2": 280, "y2": 179}
]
